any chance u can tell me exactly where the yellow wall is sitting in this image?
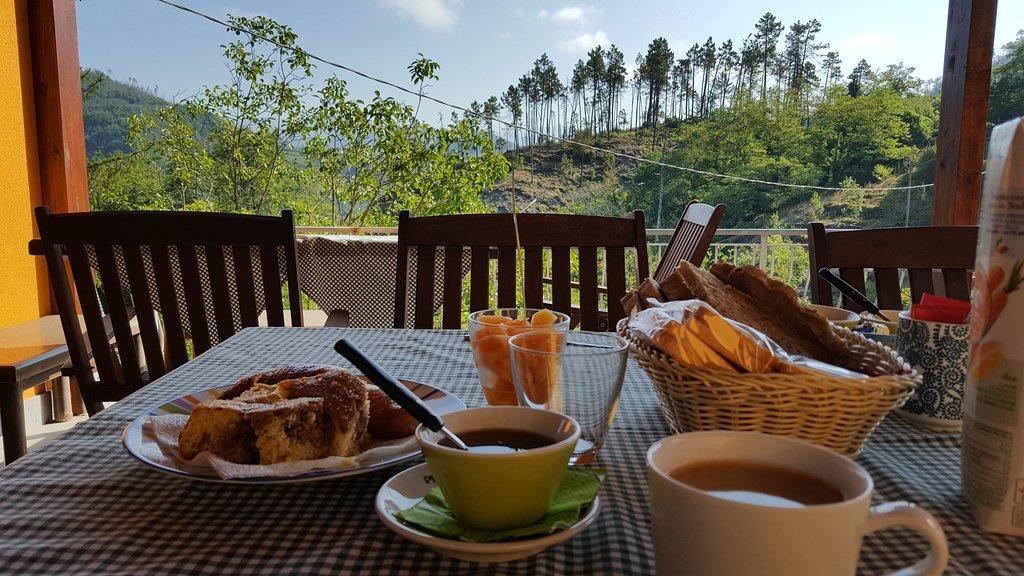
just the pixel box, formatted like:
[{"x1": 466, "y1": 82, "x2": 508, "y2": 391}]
[{"x1": 0, "y1": 0, "x2": 47, "y2": 327}]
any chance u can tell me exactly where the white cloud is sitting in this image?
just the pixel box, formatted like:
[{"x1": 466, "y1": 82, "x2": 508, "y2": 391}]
[
  {"x1": 538, "y1": 5, "x2": 599, "y2": 25},
  {"x1": 380, "y1": 0, "x2": 461, "y2": 31},
  {"x1": 559, "y1": 30, "x2": 609, "y2": 53}
]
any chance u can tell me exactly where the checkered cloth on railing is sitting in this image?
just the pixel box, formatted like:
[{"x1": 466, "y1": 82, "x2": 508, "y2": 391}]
[
  {"x1": 0, "y1": 328, "x2": 1019, "y2": 574},
  {"x1": 296, "y1": 235, "x2": 469, "y2": 328}
]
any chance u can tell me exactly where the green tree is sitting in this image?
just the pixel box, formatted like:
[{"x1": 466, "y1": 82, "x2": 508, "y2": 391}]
[
  {"x1": 989, "y1": 31, "x2": 1024, "y2": 125},
  {"x1": 124, "y1": 15, "x2": 507, "y2": 224}
]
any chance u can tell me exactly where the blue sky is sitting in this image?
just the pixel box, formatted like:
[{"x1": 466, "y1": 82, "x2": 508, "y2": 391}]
[{"x1": 78, "y1": 1, "x2": 1023, "y2": 123}]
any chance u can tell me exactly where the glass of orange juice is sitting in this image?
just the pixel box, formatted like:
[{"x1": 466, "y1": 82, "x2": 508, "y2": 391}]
[{"x1": 468, "y1": 308, "x2": 570, "y2": 406}]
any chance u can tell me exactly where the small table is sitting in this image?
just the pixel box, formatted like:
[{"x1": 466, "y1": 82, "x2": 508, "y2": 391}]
[{"x1": 0, "y1": 316, "x2": 73, "y2": 463}]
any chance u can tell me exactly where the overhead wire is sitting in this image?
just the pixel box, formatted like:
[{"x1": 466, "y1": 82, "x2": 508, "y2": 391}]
[{"x1": 153, "y1": 0, "x2": 934, "y2": 193}]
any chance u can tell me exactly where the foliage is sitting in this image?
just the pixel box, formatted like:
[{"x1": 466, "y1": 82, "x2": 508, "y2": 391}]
[
  {"x1": 92, "y1": 16, "x2": 507, "y2": 224},
  {"x1": 989, "y1": 31, "x2": 1024, "y2": 126},
  {"x1": 809, "y1": 87, "x2": 936, "y2": 185},
  {"x1": 81, "y1": 70, "x2": 169, "y2": 157}
]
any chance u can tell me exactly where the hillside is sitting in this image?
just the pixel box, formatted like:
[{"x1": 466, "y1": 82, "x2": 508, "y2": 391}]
[
  {"x1": 488, "y1": 131, "x2": 936, "y2": 230},
  {"x1": 485, "y1": 132, "x2": 646, "y2": 213},
  {"x1": 82, "y1": 70, "x2": 169, "y2": 157}
]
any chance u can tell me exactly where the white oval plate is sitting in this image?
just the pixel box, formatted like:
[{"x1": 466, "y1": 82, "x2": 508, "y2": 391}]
[
  {"x1": 122, "y1": 378, "x2": 465, "y2": 484},
  {"x1": 376, "y1": 463, "x2": 600, "y2": 563}
]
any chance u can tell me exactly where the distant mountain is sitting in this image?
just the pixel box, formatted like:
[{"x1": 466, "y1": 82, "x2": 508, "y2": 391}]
[{"x1": 82, "y1": 70, "x2": 169, "y2": 158}]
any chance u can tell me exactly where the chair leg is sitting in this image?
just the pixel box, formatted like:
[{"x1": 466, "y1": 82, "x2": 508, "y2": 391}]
[
  {"x1": 1, "y1": 379, "x2": 28, "y2": 464},
  {"x1": 51, "y1": 375, "x2": 73, "y2": 423}
]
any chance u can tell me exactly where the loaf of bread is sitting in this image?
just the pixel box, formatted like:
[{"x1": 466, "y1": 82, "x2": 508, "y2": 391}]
[{"x1": 654, "y1": 261, "x2": 848, "y2": 367}]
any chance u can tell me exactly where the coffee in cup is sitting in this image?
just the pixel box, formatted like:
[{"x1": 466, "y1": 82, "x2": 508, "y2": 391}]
[
  {"x1": 417, "y1": 406, "x2": 579, "y2": 530},
  {"x1": 647, "y1": 431, "x2": 948, "y2": 576}
]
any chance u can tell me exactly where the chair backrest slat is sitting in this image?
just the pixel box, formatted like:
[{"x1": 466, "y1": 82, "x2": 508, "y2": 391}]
[
  {"x1": 33, "y1": 208, "x2": 301, "y2": 413},
  {"x1": 413, "y1": 246, "x2": 437, "y2": 329},
  {"x1": 807, "y1": 222, "x2": 977, "y2": 311},
  {"x1": 578, "y1": 246, "x2": 599, "y2": 330},
  {"x1": 469, "y1": 245, "x2": 490, "y2": 313},
  {"x1": 121, "y1": 243, "x2": 167, "y2": 379},
  {"x1": 496, "y1": 246, "x2": 517, "y2": 309},
  {"x1": 550, "y1": 246, "x2": 572, "y2": 317},
  {"x1": 177, "y1": 244, "x2": 212, "y2": 355},
  {"x1": 523, "y1": 246, "x2": 544, "y2": 310},
  {"x1": 93, "y1": 243, "x2": 143, "y2": 383},
  {"x1": 605, "y1": 246, "x2": 627, "y2": 328},
  {"x1": 634, "y1": 211, "x2": 650, "y2": 281},
  {"x1": 943, "y1": 268, "x2": 971, "y2": 301},
  {"x1": 441, "y1": 247, "x2": 463, "y2": 329},
  {"x1": 653, "y1": 201, "x2": 725, "y2": 282},
  {"x1": 150, "y1": 243, "x2": 189, "y2": 367},
  {"x1": 394, "y1": 210, "x2": 648, "y2": 330},
  {"x1": 908, "y1": 268, "x2": 936, "y2": 304},
  {"x1": 280, "y1": 211, "x2": 304, "y2": 327},
  {"x1": 204, "y1": 244, "x2": 236, "y2": 343},
  {"x1": 838, "y1": 267, "x2": 868, "y2": 311},
  {"x1": 259, "y1": 244, "x2": 284, "y2": 327},
  {"x1": 873, "y1": 267, "x2": 902, "y2": 310},
  {"x1": 38, "y1": 241, "x2": 93, "y2": 396},
  {"x1": 66, "y1": 243, "x2": 120, "y2": 385},
  {"x1": 232, "y1": 245, "x2": 260, "y2": 328}
]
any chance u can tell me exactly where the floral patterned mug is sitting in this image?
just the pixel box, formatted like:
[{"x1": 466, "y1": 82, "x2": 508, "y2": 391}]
[{"x1": 896, "y1": 312, "x2": 971, "y2": 430}]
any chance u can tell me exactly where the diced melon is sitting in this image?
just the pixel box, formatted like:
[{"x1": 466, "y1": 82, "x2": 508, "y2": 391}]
[
  {"x1": 477, "y1": 314, "x2": 513, "y2": 325},
  {"x1": 530, "y1": 308, "x2": 558, "y2": 326}
]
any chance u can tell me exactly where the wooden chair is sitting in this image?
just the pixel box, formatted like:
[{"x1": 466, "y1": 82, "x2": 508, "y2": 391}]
[
  {"x1": 33, "y1": 207, "x2": 303, "y2": 414},
  {"x1": 807, "y1": 222, "x2": 978, "y2": 311},
  {"x1": 394, "y1": 210, "x2": 649, "y2": 331},
  {"x1": 653, "y1": 200, "x2": 726, "y2": 282}
]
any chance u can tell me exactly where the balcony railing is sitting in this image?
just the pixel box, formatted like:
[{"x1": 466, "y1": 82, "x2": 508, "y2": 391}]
[{"x1": 296, "y1": 226, "x2": 813, "y2": 297}]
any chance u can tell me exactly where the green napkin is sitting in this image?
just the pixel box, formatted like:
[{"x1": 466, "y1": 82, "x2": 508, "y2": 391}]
[{"x1": 395, "y1": 469, "x2": 604, "y2": 542}]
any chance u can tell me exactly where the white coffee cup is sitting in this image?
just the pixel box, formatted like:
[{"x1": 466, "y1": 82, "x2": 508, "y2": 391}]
[{"x1": 647, "y1": 431, "x2": 948, "y2": 576}]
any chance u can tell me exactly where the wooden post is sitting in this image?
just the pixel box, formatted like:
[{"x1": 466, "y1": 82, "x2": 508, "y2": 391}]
[
  {"x1": 27, "y1": 0, "x2": 89, "y2": 214},
  {"x1": 932, "y1": 0, "x2": 997, "y2": 226}
]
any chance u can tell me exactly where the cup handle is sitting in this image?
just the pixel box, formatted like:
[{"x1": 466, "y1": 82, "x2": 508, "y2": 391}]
[{"x1": 862, "y1": 502, "x2": 949, "y2": 576}]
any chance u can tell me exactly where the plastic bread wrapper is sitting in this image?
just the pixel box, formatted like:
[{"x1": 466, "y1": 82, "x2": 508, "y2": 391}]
[{"x1": 628, "y1": 298, "x2": 865, "y2": 379}]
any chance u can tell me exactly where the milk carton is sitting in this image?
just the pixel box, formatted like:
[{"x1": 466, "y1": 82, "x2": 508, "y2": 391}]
[{"x1": 963, "y1": 117, "x2": 1024, "y2": 535}]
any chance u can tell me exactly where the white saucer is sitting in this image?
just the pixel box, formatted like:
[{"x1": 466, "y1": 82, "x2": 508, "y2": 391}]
[{"x1": 375, "y1": 463, "x2": 600, "y2": 563}]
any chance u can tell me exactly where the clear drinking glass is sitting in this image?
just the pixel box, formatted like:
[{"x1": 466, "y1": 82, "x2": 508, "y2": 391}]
[
  {"x1": 468, "y1": 308, "x2": 570, "y2": 406},
  {"x1": 509, "y1": 332, "x2": 628, "y2": 464}
]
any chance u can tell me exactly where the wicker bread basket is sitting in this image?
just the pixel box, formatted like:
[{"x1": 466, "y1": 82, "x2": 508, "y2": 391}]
[{"x1": 619, "y1": 320, "x2": 921, "y2": 455}]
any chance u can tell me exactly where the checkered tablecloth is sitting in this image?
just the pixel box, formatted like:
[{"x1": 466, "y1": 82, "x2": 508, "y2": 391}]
[
  {"x1": 0, "y1": 328, "x2": 1020, "y2": 575},
  {"x1": 296, "y1": 236, "x2": 469, "y2": 328}
]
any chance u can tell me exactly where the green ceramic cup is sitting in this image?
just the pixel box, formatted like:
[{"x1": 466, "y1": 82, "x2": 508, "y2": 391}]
[{"x1": 415, "y1": 406, "x2": 580, "y2": 531}]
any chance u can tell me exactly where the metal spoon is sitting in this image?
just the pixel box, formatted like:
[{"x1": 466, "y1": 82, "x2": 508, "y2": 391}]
[{"x1": 334, "y1": 339, "x2": 470, "y2": 451}]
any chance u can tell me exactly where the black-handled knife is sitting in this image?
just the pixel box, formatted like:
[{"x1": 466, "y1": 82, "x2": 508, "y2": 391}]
[
  {"x1": 816, "y1": 268, "x2": 885, "y2": 319},
  {"x1": 334, "y1": 338, "x2": 469, "y2": 450}
]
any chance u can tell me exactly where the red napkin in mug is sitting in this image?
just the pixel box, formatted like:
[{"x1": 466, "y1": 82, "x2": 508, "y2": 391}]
[{"x1": 911, "y1": 294, "x2": 971, "y2": 324}]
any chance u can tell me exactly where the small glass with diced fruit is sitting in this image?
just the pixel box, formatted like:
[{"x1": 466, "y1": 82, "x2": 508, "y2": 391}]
[{"x1": 468, "y1": 308, "x2": 571, "y2": 406}]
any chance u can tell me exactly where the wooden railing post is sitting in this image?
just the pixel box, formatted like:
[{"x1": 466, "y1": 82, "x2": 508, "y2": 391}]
[{"x1": 932, "y1": 0, "x2": 997, "y2": 226}]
